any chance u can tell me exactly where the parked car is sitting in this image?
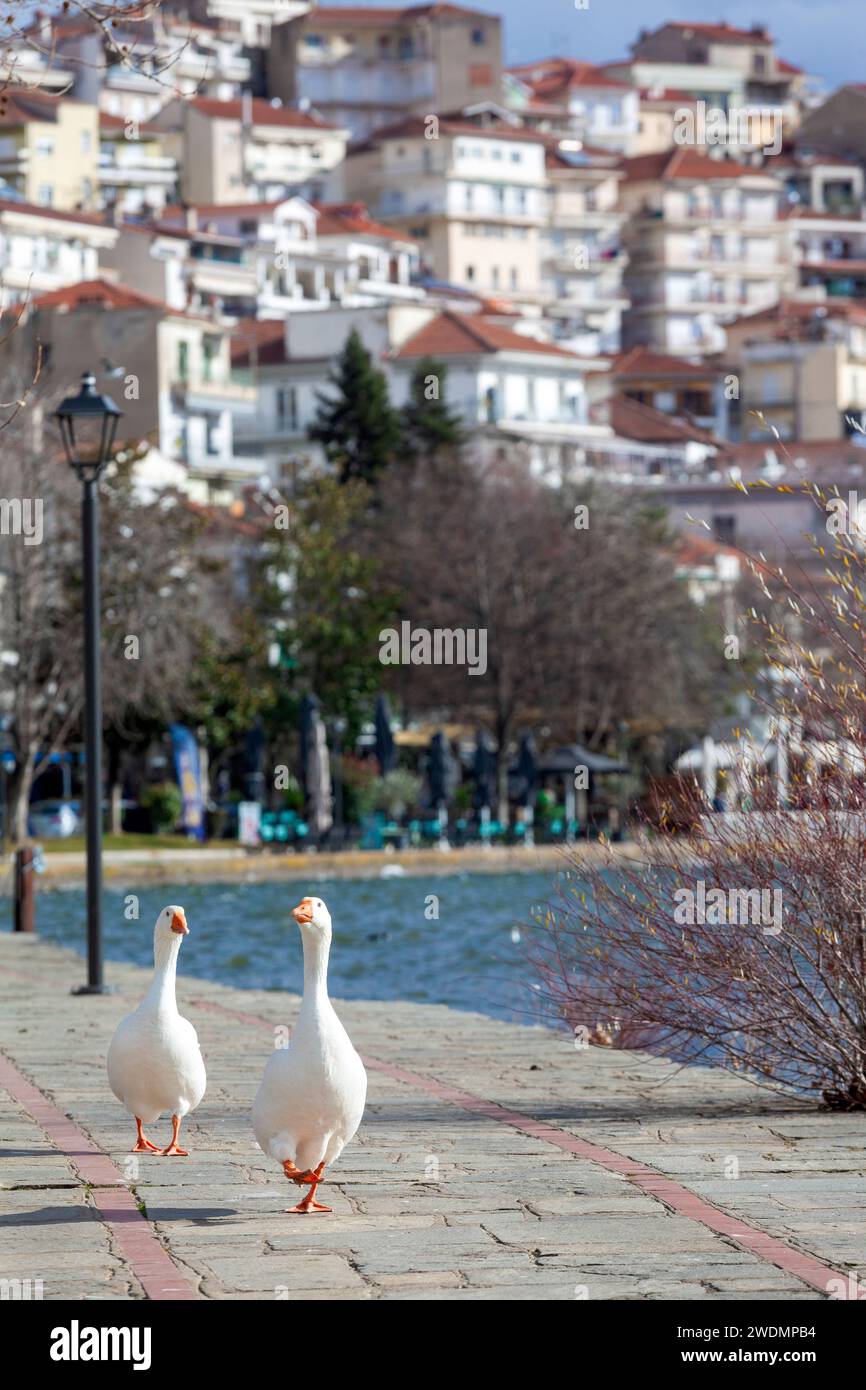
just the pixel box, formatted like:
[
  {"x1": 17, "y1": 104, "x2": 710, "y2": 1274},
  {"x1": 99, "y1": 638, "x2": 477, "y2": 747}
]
[{"x1": 28, "y1": 800, "x2": 81, "y2": 839}]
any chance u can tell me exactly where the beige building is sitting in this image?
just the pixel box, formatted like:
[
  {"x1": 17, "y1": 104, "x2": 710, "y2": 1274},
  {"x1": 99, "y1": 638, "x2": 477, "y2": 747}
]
[
  {"x1": 17, "y1": 278, "x2": 257, "y2": 500},
  {"x1": 627, "y1": 21, "x2": 808, "y2": 121},
  {"x1": 541, "y1": 141, "x2": 628, "y2": 354},
  {"x1": 506, "y1": 59, "x2": 640, "y2": 152},
  {"x1": 724, "y1": 298, "x2": 866, "y2": 442},
  {"x1": 619, "y1": 148, "x2": 787, "y2": 357},
  {"x1": 151, "y1": 96, "x2": 348, "y2": 206},
  {"x1": 268, "y1": 3, "x2": 503, "y2": 142},
  {"x1": 0, "y1": 200, "x2": 117, "y2": 306},
  {"x1": 344, "y1": 115, "x2": 547, "y2": 304},
  {"x1": 0, "y1": 89, "x2": 99, "y2": 211}
]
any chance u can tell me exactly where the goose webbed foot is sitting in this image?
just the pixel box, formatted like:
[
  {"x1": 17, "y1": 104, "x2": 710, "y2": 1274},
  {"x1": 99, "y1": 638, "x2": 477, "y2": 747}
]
[
  {"x1": 283, "y1": 1160, "x2": 331, "y2": 1213},
  {"x1": 133, "y1": 1118, "x2": 160, "y2": 1152},
  {"x1": 160, "y1": 1113, "x2": 189, "y2": 1156}
]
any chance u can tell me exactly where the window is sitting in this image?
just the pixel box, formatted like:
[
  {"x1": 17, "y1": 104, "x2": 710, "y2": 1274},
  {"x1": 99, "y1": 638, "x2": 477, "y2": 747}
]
[
  {"x1": 712, "y1": 515, "x2": 736, "y2": 545},
  {"x1": 511, "y1": 149, "x2": 521, "y2": 163},
  {"x1": 472, "y1": 27, "x2": 485, "y2": 44},
  {"x1": 81, "y1": 130, "x2": 92, "y2": 154},
  {"x1": 464, "y1": 184, "x2": 474, "y2": 211},
  {"x1": 516, "y1": 188, "x2": 526, "y2": 213},
  {"x1": 761, "y1": 373, "x2": 780, "y2": 405},
  {"x1": 177, "y1": 340, "x2": 189, "y2": 383},
  {"x1": 304, "y1": 34, "x2": 324, "y2": 47},
  {"x1": 206, "y1": 417, "x2": 220, "y2": 455},
  {"x1": 276, "y1": 386, "x2": 298, "y2": 431},
  {"x1": 492, "y1": 266, "x2": 500, "y2": 288},
  {"x1": 36, "y1": 137, "x2": 54, "y2": 155},
  {"x1": 481, "y1": 385, "x2": 496, "y2": 422},
  {"x1": 466, "y1": 264, "x2": 476, "y2": 282},
  {"x1": 203, "y1": 336, "x2": 217, "y2": 384},
  {"x1": 510, "y1": 267, "x2": 518, "y2": 289},
  {"x1": 37, "y1": 184, "x2": 53, "y2": 206}
]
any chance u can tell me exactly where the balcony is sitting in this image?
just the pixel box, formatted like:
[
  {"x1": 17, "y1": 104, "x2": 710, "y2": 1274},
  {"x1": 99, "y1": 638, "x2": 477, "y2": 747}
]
[
  {"x1": 297, "y1": 57, "x2": 436, "y2": 107},
  {"x1": 172, "y1": 377, "x2": 258, "y2": 411}
]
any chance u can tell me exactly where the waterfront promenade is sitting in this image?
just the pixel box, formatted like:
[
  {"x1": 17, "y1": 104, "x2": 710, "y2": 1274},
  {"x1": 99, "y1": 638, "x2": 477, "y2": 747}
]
[{"x1": 2, "y1": 932, "x2": 865, "y2": 1300}]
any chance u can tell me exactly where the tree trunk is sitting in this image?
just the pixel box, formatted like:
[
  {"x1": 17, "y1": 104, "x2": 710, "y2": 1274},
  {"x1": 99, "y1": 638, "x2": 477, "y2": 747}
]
[{"x1": 8, "y1": 750, "x2": 36, "y2": 845}]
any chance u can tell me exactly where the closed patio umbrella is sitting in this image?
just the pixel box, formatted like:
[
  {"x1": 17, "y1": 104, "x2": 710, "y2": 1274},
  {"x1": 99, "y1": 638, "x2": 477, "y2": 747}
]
[{"x1": 374, "y1": 694, "x2": 396, "y2": 775}]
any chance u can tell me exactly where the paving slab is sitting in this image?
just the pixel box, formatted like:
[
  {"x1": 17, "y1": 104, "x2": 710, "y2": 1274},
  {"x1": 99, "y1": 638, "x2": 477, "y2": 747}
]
[{"x1": 1, "y1": 932, "x2": 865, "y2": 1301}]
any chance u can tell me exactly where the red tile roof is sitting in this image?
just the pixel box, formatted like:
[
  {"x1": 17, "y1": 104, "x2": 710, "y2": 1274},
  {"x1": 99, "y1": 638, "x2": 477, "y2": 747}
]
[
  {"x1": 161, "y1": 200, "x2": 287, "y2": 220},
  {"x1": 30, "y1": 278, "x2": 171, "y2": 313},
  {"x1": 189, "y1": 97, "x2": 338, "y2": 130},
  {"x1": 618, "y1": 148, "x2": 777, "y2": 182},
  {"x1": 611, "y1": 346, "x2": 723, "y2": 378},
  {"x1": 508, "y1": 57, "x2": 630, "y2": 94},
  {"x1": 301, "y1": 4, "x2": 490, "y2": 24},
  {"x1": 638, "y1": 86, "x2": 698, "y2": 105},
  {"x1": 608, "y1": 393, "x2": 719, "y2": 446},
  {"x1": 0, "y1": 88, "x2": 64, "y2": 127},
  {"x1": 728, "y1": 298, "x2": 866, "y2": 333},
  {"x1": 231, "y1": 318, "x2": 286, "y2": 369},
  {"x1": 314, "y1": 201, "x2": 416, "y2": 242},
  {"x1": 394, "y1": 310, "x2": 580, "y2": 359},
  {"x1": 360, "y1": 115, "x2": 544, "y2": 146},
  {"x1": 674, "y1": 532, "x2": 740, "y2": 566},
  {"x1": 0, "y1": 199, "x2": 107, "y2": 227},
  {"x1": 653, "y1": 21, "x2": 772, "y2": 44}
]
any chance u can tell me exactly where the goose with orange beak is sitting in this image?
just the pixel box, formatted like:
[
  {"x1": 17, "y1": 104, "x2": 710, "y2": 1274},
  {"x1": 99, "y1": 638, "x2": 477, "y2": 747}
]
[
  {"x1": 107, "y1": 905, "x2": 206, "y2": 1156},
  {"x1": 253, "y1": 896, "x2": 367, "y2": 1213}
]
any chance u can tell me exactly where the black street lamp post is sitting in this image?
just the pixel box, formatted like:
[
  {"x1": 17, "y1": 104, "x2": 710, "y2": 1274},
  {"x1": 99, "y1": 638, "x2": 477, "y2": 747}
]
[{"x1": 55, "y1": 373, "x2": 122, "y2": 994}]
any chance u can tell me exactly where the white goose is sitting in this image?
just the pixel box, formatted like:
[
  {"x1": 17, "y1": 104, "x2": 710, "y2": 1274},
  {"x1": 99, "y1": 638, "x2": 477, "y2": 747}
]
[
  {"x1": 107, "y1": 905, "x2": 206, "y2": 1155},
  {"x1": 253, "y1": 896, "x2": 367, "y2": 1213}
]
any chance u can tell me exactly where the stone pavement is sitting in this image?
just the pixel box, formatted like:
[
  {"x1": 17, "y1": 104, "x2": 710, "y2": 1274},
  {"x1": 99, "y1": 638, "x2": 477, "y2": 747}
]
[{"x1": 1, "y1": 931, "x2": 865, "y2": 1301}]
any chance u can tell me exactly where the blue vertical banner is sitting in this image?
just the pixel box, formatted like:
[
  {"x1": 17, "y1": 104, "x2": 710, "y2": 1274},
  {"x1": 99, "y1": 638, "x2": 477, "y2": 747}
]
[{"x1": 169, "y1": 724, "x2": 205, "y2": 841}]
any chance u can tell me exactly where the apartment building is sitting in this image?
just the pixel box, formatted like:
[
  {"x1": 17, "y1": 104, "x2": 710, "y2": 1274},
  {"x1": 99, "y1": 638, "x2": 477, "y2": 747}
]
[
  {"x1": 229, "y1": 302, "x2": 612, "y2": 486},
  {"x1": 98, "y1": 114, "x2": 178, "y2": 218},
  {"x1": 162, "y1": 0, "x2": 312, "y2": 49},
  {"x1": 772, "y1": 150, "x2": 864, "y2": 215},
  {"x1": 724, "y1": 298, "x2": 866, "y2": 441},
  {"x1": 542, "y1": 140, "x2": 628, "y2": 355},
  {"x1": 151, "y1": 96, "x2": 348, "y2": 206},
  {"x1": 344, "y1": 115, "x2": 547, "y2": 304},
  {"x1": 506, "y1": 60, "x2": 640, "y2": 152},
  {"x1": 618, "y1": 148, "x2": 786, "y2": 356},
  {"x1": 0, "y1": 200, "x2": 117, "y2": 306},
  {"x1": 627, "y1": 21, "x2": 808, "y2": 121},
  {"x1": 782, "y1": 207, "x2": 866, "y2": 302},
  {"x1": 0, "y1": 90, "x2": 99, "y2": 211},
  {"x1": 102, "y1": 197, "x2": 423, "y2": 324},
  {"x1": 268, "y1": 4, "x2": 503, "y2": 142},
  {"x1": 17, "y1": 278, "x2": 257, "y2": 501}
]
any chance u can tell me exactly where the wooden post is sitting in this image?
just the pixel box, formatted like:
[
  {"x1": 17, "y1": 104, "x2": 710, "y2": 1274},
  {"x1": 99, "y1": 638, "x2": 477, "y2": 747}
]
[{"x1": 14, "y1": 846, "x2": 35, "y2": 933}]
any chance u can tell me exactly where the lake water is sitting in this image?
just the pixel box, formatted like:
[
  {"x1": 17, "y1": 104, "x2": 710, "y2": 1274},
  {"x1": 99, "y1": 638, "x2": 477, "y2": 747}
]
[{"x1": 29, "y1": 870, "x2": 567, "y2": 1026}]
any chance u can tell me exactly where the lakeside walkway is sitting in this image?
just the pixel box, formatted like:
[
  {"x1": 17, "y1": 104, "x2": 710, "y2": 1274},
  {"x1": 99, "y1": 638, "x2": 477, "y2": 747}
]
[
  {"x1": 30, "y1": 841, "x2": 644, "y2": 889},
  {"x1": 2, "y1": 931, "x2": 865, "y2": 1301}
]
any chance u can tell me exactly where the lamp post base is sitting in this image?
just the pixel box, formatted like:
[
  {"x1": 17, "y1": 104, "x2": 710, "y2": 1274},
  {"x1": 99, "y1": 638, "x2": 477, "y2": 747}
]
[{"x1": 71, "y1": 984, "x2": 115, "y2": 996}]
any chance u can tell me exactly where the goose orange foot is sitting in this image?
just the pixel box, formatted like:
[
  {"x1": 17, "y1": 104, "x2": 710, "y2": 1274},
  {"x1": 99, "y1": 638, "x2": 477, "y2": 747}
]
[
  {"x1": 284, "y1": 1160, "x2": 331, "y2": 1214},
  {"x1": 161, "y1": 1114, "x2": 189, "y2": 1156},
  {"x1": 133, "y1": 1118, "x2": 160, "y2": 1153}
]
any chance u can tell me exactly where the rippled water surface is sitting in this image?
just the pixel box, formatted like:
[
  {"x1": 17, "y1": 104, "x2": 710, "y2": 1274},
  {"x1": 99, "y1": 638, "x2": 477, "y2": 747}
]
[{"x1": 29, "y1": 870, "x2": 569, "y2": 1025}]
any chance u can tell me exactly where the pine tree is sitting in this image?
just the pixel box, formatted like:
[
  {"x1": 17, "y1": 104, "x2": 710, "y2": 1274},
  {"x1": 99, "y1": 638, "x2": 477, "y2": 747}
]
[
  {"x1": 309, "y1": 328, "x2": 401, "y2": 484},
  {"x1": 400, "y1": 356, "x2": 466, "y2": 464}
]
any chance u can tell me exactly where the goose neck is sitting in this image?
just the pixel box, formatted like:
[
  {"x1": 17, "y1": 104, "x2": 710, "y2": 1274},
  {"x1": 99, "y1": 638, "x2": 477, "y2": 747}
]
[
  {"x1": 300, "y1": 930, "x2": 331, "y2": 1009},
  {"x1": 147, "y1": 935, "x2": 181, "y2": 1012}
]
